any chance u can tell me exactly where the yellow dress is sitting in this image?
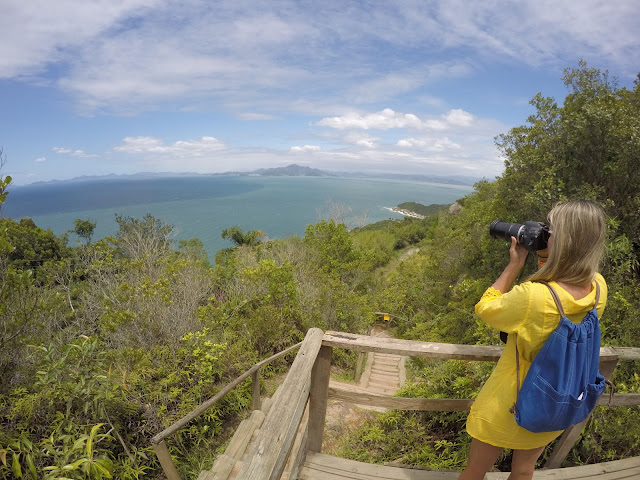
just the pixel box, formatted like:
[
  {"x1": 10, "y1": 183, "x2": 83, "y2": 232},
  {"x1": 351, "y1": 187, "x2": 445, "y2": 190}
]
[{"x1": 466, "y1": 273, "x2": 607, "y2": 449}]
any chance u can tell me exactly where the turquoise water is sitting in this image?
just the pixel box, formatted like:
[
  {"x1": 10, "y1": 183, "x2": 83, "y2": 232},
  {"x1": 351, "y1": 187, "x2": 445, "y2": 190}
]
[{"x1": 5, "y1": 176, "x2": 472, "y2": 260}]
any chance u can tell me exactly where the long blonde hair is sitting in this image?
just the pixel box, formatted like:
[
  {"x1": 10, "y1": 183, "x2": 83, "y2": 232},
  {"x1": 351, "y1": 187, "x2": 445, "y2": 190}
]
[{"x1": 528, "y1": 200, "x2": 606, "y2": 286}]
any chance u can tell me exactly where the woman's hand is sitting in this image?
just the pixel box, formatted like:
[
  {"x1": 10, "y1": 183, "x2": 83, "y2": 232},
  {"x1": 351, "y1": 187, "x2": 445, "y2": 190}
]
[{"x1": 509, "y1": 236, "x2": 528, "y2": 267}]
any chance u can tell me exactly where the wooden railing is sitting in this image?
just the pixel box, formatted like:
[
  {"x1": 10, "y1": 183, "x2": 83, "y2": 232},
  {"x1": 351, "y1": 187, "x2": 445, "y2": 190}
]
[
  {"x1": 150, "y1": 340, "x2": 303, "y2": 479},
  {"x1": 152, "y1": 329, "x2": 640, "y2": 479}
]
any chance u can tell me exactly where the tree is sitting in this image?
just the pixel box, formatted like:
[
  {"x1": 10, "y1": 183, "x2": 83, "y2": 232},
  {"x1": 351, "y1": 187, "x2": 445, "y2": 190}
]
[
  {"x1": 0, "y1": 147, "x2": 10, "y2": 214},
  {"x1": 495, "y1": 60, "x2": 640, "y2": 243},
  {"x1": 72, "y1": 218, "x2": 97, "y2": 245},
  {"x1": 114, "y1": 213, "x2": 173, "y2": 261},
  {"x1": 221, "y1": 225, "x2": 266, "y2": 247}
]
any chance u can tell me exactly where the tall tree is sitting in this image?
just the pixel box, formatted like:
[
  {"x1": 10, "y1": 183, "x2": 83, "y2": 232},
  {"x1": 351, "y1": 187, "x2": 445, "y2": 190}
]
[{"x1": 221, "y1": 225, "x2": 266, "y2": 247}]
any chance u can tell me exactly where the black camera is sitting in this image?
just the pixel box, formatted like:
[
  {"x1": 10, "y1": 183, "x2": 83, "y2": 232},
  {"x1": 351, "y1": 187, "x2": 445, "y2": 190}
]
[{"x1": 489, "y1": 220, "x2": 550, "y2": 251}]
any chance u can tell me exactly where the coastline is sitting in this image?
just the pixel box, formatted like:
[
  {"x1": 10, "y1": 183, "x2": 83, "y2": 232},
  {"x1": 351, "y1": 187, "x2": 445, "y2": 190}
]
[{"x1": 389, "y1": 207, "x2": 425, "y2": 219}]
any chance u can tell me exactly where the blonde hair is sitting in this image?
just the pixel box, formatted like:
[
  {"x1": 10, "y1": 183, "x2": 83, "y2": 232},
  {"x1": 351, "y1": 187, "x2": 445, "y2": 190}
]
[{"x1": 529, "y1": 200, "x2": 606, "y2": 286}]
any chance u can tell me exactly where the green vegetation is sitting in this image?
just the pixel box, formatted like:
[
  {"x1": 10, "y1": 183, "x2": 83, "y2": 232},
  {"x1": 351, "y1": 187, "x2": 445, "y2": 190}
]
[
  {"x1": 396, "y1": 202, "x2": 448, "y2": 217},
  {"x1": 1, "y1": 62, "x2": 639, "y2": 477}
]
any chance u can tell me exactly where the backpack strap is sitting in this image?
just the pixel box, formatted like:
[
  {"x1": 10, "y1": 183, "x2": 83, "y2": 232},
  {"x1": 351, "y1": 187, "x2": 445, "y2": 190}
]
[
  {"x1": 539, "y1": 279, "x2": 601, "y2": 314},
  {"x1": 509, "y1": 279, "x2": 602, "y2": 414}
]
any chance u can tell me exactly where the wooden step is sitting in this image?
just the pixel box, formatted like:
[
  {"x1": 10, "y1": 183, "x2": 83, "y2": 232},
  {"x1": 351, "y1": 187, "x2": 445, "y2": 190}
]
[
  {"x1": 371, "y1": 365, "x2": 400, "y2": 376},
  {"x1": 299, "y1": 452, "x2": 458, "y2": 479},
  {"x1": 199, "y1": 453, "x2": 235, "y2": 480},
  {"x1": 369, "y1": 370, "x2": 400, "y2": 380},
  {"x1": 224, "y1": 409, "x2": 265, "y2": 460},
  {"x1": 301, "y1": 452, "x2": 640, "y2": 479},
  {"x1": 373, "y1": 359, "x2": 401, "y2": 367}
]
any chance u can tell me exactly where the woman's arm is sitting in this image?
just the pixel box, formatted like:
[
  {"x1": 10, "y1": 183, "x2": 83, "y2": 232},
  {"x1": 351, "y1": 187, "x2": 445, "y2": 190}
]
[{"x1": 491, "y1": 236, "x2": 528, "y2": 294}]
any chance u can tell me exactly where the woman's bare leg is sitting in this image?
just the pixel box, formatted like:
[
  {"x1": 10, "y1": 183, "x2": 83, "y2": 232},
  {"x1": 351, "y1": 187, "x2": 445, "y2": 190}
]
[
  {"x1": 508, "y1": 446, "x2": 545, "y2": 480},
  {"x1": 458, "y1": 438, "x2": 503, "y2": 480}
]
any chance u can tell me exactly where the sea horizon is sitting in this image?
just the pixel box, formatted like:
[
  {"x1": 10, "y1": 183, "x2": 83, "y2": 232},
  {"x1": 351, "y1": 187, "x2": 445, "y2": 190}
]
[{"x1": 3, "y1": 174, "x2": 473, "y2": 261}]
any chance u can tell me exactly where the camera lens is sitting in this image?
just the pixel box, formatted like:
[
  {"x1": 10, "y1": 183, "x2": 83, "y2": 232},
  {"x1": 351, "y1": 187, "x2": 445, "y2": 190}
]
[{"x1": 489, "y1": 221, "x2": 524, "y2": 242}]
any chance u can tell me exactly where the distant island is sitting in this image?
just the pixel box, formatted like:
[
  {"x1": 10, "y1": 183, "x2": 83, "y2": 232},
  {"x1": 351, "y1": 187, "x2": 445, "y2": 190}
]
[
  {"x1": 233, "y1": 164, "x2": 334, "y2": 177},
  {"x1": 24, "y1": 164, "x2": 480, "y2": 187}
]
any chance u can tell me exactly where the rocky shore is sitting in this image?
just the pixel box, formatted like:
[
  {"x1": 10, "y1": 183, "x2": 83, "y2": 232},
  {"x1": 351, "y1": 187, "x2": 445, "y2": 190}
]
[{"x1": 390, "y1": 207, "x2": 425, "y2": 219}]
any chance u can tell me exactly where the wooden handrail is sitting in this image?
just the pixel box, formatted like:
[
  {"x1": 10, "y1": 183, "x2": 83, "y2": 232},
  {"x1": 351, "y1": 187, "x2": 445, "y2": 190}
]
[
  {"x1": 151, "y1": 340, "x2": 303, "y2": 480},
  {"x1": 322, "y1": 331, "x2": 640, "y2": 471},
  {"x1": 323, "y1": 330, "x2": 637, "y2": 362},
  {"x1": 235, "y1": 328, "x2": 324, "y2": 479},
  {"x1": 151, "y1": 340, "x2": 302, "y2": 445}
]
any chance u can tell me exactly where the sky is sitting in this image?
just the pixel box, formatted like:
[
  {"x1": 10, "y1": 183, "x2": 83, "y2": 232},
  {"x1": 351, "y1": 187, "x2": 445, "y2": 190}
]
[{"x1": 1, "y1": 0, "x2": 639, "y2": 186}]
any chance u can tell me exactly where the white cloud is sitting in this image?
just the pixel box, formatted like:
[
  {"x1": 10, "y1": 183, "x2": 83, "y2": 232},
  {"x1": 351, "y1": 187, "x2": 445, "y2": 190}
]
[
  {"x1": 52, "y1": 147, "x2": 96, "y2": 158},
  {"x1": 290, "y1": 145, "x2": 321, "y2": 152},
  {"x1": 444, "y1": 109, "x2": 474, "y2": 127},
  {"x1": 3, "y1": 1, "x2": 637, "y2": 113},
  {"x1": 0, "y1": 0, "x2": 159, "y2": 78},
  {"x1": 343, "y1": 132, "x2": 379, "y2": 148},
  {"x1": 115, "y1": 136, "x2": 226, "y2": 156},
  {"x1": 397, "y1": 137, "x2": 462, "y2": 152},
  {"x1": 238, "y1": 112, "x2": 278, "y2": 120},
  {"x1": 35, "y1": 157, "x2": 47, "y2": 163},
  {"x1": 317, "y1": 108, "x2": 474, "y2": 131}
]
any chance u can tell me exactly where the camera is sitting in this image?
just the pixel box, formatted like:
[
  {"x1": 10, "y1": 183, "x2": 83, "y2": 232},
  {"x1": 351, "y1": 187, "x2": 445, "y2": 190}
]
[{"x1": 489, "y1": 220, "x2": 550, "y2": 251}]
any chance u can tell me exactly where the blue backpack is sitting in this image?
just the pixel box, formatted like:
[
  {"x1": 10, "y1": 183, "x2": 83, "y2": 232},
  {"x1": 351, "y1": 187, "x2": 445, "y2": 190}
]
[{"x1": 510, "y1": 281, "x2": 610, "y2": 433}]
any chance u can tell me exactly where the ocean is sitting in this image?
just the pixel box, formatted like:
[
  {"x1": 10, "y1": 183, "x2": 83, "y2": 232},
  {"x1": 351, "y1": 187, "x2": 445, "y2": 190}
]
[{"x1": 3, "y1": 175, "x2": 473, "y2": 260}]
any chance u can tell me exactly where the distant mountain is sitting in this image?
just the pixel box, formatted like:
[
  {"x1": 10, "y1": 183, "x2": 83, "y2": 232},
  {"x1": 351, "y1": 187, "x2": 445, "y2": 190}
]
[
  {"x1": 22, "y1": 165, "x2": 476, "y2": 187},
  {"x1": 245, "y1": 164, "x2": 334, "y2": 177}
]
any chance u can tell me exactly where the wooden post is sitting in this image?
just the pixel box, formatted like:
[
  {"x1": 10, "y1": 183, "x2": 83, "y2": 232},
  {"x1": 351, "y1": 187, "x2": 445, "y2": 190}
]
[
  {"x1": 544, "y1": 357, "x2": 618, "y2": 469},
  {"x1": 152, "y1": 440, "x2": 181, "y2": 480},
  {"x1": 251, "y1": 369, "x2": 261, "y2": 411},
  {"x1": 354, "y1": 351, "x2": 365, "y2": 382},
  {"x1": 307, "y1": 345, "x2": 332, "y2": 453}
]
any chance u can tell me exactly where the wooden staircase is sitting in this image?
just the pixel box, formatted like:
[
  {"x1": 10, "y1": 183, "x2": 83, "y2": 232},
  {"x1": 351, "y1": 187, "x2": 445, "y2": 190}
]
[
  {"x1": 196, "y1": 386, "x2": 310, "y2": 480},
  {"x1": 153, "y1": 329, "x2": 640, "y2": 480},
  {"x1": 364, "y1": 352, "x2": 403, "y2": 393}
]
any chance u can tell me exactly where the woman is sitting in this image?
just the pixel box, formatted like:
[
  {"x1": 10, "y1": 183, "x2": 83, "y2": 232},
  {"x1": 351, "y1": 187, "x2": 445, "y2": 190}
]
[{"x1": 458, "y1": 200, "x2": 607, "y2": 480}]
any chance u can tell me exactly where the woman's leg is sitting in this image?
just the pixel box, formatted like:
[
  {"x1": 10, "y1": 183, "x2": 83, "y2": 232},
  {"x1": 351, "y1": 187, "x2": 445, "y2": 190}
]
[
  {"x1": 508, "y1": 445, "x2": 546, "y2": 480},
  {"x1": 458, "y1": 438, "x2": 503, "y2": 480}
]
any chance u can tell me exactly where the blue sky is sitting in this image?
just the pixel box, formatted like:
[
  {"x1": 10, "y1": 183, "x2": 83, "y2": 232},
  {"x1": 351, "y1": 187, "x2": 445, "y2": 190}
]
[{"x1": 1, "y1": 0, "x2": 638, "y2": 186}]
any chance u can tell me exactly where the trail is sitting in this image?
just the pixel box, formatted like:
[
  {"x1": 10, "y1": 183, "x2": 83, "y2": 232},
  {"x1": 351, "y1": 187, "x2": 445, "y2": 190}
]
[{"x1": 323, "y1": 324, "x2": 407, "y2": 453}]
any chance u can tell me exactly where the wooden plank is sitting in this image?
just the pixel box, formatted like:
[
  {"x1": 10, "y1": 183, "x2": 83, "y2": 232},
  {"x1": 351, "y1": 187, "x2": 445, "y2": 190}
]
[
  {"x1": 308, "y1": 345, "x2": 332, "y2": 453},
  {"x1": 269, "y1": 385, "x2": 311, "y2": 480},
  {"x1": 328, "y1": 386, "x2": 639, "y2": 412},
  {"x1": 209, "y1": 454, "x2": 235, "y2": 480},
  {"x1": 545, "y1": 358, "x2": 619, "y2": 469},
  {"x1": 282, "y1": 403, "x2": 310, "y2": 480},
  {"x1": 323, "y1": 331, "x2": 505, "y2": 362},
  {"x1": 322, "y1": 331, "x2": 620, "y2": 363},
  {"x1": 224, "y1": 410, "x2": 265, "y2": 460},
  {"x1": 596, "y1": 393, "x2": 640, "y2": 407},
  {"x1": 152, "y1": 441, "x2": 181, "y2": 480},
  {"x1": 611, "y1": 346, "x2": 640, "y2": 361},
  {"x1": 235, "y1": 328, "x2": 324, "y2": 480},
  {"x1": 329, "y1": 386, "x2": 474, "y2": 411},
  {"x1": 300, "y1": 452, "x2": 459, "y2": 479},
  {"x1": 300, "y1": 453, "x2": 640, "y2": 480}
]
